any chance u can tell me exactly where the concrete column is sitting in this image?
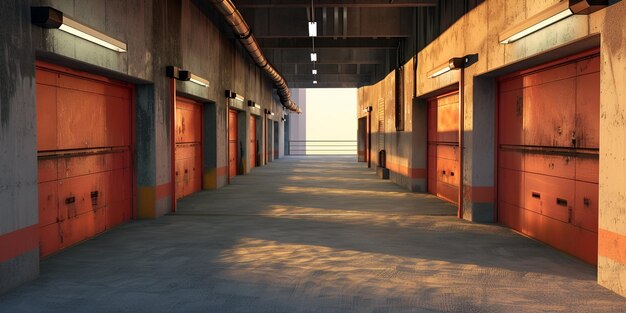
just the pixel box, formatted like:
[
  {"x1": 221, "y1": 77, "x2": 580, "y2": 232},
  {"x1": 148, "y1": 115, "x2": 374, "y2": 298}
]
[
  {"x1": 410, "y1": 98, "x2": 428, "y2": 192},
  {"x1": 462, "y1": 75, "x2": 496, "y2": 223},
  {"x1": 598, "y1": 1, "x2": 626, "y2": 296},
  {"x1": 0, "y1": 0, "x2": 39, "y2": 294}
]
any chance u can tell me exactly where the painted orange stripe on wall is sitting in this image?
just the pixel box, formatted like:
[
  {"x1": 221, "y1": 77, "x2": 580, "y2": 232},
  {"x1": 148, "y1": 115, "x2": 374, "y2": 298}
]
[
  {"x1": 468, "y1": 186, "x2": 495, "y2": 203},
  {"x1": 599, "y1": 228, "x2": 626, "y2": 265},
  {"x1": 386, "y1": 160, "x2": 410, "y2": 177},
  {"x1": 156, "y1": 182, "x2": 171, "y2": 200},
  {"x1": 0, "y1": 224, "x2": 39, "y2": 262},
  {"x1": 385, "y1": 160, "x2": 426, "y2": 179},
  {"x1": 216, "y1": 166, "x2": 228, "y2": 177},
  {"x1": 411, "y1": 168, "x2": 427, "y2": 179}
]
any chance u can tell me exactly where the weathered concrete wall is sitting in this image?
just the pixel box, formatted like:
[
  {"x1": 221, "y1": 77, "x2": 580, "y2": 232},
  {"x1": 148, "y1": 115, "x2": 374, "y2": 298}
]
[
  {"x1": 357, "y1": 0, "x2": 626, "y2": 297},
  {"x1": 1, "y1": 0, "x2": 286, "y2": 293},
  {"x1": 357, "y1": 58, "x2": 418, "y2": 191},
  {"x1": 0, "y1": 0, "x2": 39, "y2": 294}
]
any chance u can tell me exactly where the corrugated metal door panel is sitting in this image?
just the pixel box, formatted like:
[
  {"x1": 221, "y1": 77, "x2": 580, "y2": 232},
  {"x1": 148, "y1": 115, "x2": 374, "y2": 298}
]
[
  {"x1": 524, "y1": 154, "x2": 575, "y2": 180},
  {"x1": 498, "y1": 168, "x2": 524, "y2": 208},
  {"x1": 229, "y1": 110, "x2": 238, "y2": 178},
  {"x1": 56, "y1": 89, "x2": 107, "y2": 150},
  {"x1": 250, "y1": 116, "x2": 256, "y2": 169},
  {"x1": 574, "y1": 181, "x2": 599, "y2": 232},
  {"x1": 498, "y1": 150, "x2": 524, "y2": 171},
  {"x1": 522, "y1": 62, "x2": 577, "y2": 88},
  {"x1": 106, "y1": 96, "x2": 131, "y2": 147},
  {"x1": 58, "y1": 74, "x2": 130, "y2": 99},
  {"x1": 575, "y1": 72, "x2": 600, "y2": 149},
  {"x1": 427, "y1": 91, "x2": 459, "y2": 205},
  {"x1": 38, "y1": 181, "x2": 58, "y2": 227},
  {"x1": 39, "y1": 223, "x2": 60, "y2": 257},
  {"x1": 498, "y1": 90, "x2": 524, "y2": 146},
  {"x1": 497, "y1": 52, "x2": 600, "y2": 265},
  {"x1": 36, "y1": 64, "x2": 133, "y2": 258},
  {"x1": 498, "y1": 201, "x2": 523, "y2": 232},
  {"x1": 576, "y1": 157, "x2": 599, "y2": 183},
  {"x1": 36, "y1": 84, "x2": 58, "y2": 151},
  {"x1": 175, "y1": 97, "x2": 202, "y2": 199},
  {"x1": 523, "y1": 79, "x2": 576, "y2": 147}
]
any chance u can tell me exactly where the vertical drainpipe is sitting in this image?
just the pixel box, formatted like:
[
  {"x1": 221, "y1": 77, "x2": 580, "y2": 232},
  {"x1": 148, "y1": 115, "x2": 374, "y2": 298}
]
[
  {"x1": 367, "y1": 110, "x2": 372, "y2": 168},
  {"x1": 170, "y1": 78, "x2": 177, "y2": 213},
  {"x1": 226, "y1": 99, "x2": 230, "y2": 184},
  {"x1": 458, "y1": 68, "x2": 465, "y2": 220}
]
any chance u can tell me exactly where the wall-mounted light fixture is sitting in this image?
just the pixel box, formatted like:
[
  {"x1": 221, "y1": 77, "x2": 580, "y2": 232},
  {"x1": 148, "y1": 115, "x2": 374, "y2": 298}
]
[
  {"x1": 428, "y1": 57, "x2": 467, "y2": 78},
  {"x1": 312, "y1": 69, "x2": 317, "y2": 75},
  {"x1": 499, "y1": 0, "x2": 608, "y2": 44},
  {"x1": 308, "y1": 22, "x2": 318, "y2": 37},
  {"x1": 247, "y1": 100, "x2": 261, "y2": 109},
  {"x1": 364, "y1": 106, "x2": 373, "y2": 113},
  {"x1": 31, "y1": 7, "x2": 127, "y2": 52},
  {"x1": 180, "y1": 71, "x2": 210, "y2": 88},
  {"x1": 264, "y1": 109, "x2": 275, "y2": 116},
  {"x1": 166, "y1": 66, "x2": 183, "y2": 80},
  {"x1": 225, "y1": 90, "x2": 245, "y2": 102},
  {"x1": 310, "y1": 52, "x2": 318, "y2": 62}
]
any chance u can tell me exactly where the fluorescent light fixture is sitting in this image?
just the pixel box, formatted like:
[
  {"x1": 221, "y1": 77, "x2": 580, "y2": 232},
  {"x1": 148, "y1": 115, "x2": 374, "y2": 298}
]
[
  {"x1": 180, "y1": 71, "x2": 209, "y2": 87},
  {"x1": 313, "y1": 80, "x2": 318, "y2": 84},
  {"x1": 32, "y1": 7, "x2": 127, "y2": 52},
  {"x1": 312, "y1": 69, "x2": 317, "y2": 75},
  {"x1": 225, "y1": 90, "x2": 244, "y2": 102},
  {"x1": 499, "y1": 1, "x2": 607, "y2": 44},
  {"x1": 428, "y1": 57, "x2": 466, "y2": 78},
  {"x1": 247, "y1": 100, "x2": 261, "y2": 109},
  {"x1": 310, "y1": 52, "x2": 317, "y2": 62},
  {"x1": 308, "y1": 21, "x2": 318, "y2": 37}
]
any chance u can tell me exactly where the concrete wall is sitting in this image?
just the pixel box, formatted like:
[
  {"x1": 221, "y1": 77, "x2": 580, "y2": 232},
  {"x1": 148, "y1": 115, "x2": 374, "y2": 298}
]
[
  {"x1": 357, "y1": 0, "x2": 626, "y2": 297},
  {"x1": 288, "y1": 88, "x2": 307, "y2": 155},
  {"x1": 0, "y1": 0, "x2": 39, "y2": 295},
  {"x1": 0, "y1": 0, "x2": 287, "y2": 293}
]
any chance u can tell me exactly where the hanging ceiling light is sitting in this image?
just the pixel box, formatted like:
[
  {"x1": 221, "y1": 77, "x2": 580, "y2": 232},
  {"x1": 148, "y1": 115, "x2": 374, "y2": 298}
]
[
  {"x1": 310, "y1": 52, "x2": 317, "y2": 62},
  {"x1": 313, "y1": 80, "x2": 318, "y2": 84},
  {"x1": 312, "y1": 69, "x2": 317, "y2": 75},
  {"x1": 308, "y1": 21, "x2": 317, "y2": 37}
]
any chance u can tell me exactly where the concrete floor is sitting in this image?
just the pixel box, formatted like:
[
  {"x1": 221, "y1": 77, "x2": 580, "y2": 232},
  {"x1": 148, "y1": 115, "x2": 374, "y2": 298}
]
[{"x1": 1, "y1": 156, "x2": 626, "y2": 313}]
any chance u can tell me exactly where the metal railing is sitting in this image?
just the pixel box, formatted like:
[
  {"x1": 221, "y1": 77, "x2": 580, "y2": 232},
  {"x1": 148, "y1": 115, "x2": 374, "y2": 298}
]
[{"x1": 288, "y1": 140, "x2": 357, "y2": 156}]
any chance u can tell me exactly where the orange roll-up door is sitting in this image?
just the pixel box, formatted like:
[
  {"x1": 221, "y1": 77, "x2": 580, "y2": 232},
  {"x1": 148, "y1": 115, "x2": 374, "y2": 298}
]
[
  {"x1": 36, "y1": 62, "x2": 133, "y2": 257},
  {"x1": 250, "y1": 116, "x2": 257, "y2": 169},
  {"x1": 229, "y1": 110, "x2": 238, "y2": 178},
  {"x1": 175, "y1": 97, "x2": 202, "y2": 199},
  {"x1": 497, "y1": 51, "x2": 600, "y2": 265},
  {"x1": 427, "y1": 91, "x2": 460, "y2": 205}
]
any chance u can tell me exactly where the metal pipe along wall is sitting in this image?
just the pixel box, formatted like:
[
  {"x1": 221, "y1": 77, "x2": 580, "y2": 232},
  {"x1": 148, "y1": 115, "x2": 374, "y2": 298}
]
[{"x1": 208, "y1": 0, "x2": 301, "y2": 113}]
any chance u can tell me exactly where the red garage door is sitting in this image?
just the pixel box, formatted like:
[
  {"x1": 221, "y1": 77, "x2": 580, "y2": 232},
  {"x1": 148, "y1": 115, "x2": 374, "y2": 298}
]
[
  {"x1": 36, "y1": 62, "x2": 133, "y2": 257},
  {"x1": 250, "y1": 116, "x2": 257, "y2": 169},
  {"x1": 175, "y1": 97, "x2": 202, "y2": 199},
  {"x1": 229, "y1": 110, "x2": 238, "y2": 178},
  {"x1": 498, "y1": 50, "x2": 600, "y2": 265},
  {"x1": 428, "y1": 91, "x2": 460, "y2": 205}
]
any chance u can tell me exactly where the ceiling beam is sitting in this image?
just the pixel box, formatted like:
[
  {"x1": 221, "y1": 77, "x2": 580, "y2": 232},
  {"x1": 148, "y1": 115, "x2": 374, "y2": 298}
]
[
  {"x1": 236, "y1": 0, "x2": 437, "y2": 8},
  {"x1": 258, "y1": 38, "x2": 400, "y2": 49}
]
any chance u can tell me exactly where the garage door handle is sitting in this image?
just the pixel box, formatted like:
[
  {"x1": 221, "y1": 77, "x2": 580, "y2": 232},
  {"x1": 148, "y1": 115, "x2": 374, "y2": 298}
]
[
  {"x1": 531, "y1": 192, "x2": 541, "y2": 199},
  {"x1": 584, "y1": 198, "x2": 590, "y2": 207},
  {"x1": 184, "y1": 169, "x2": 188, "y2": 174},
  {"x1": 65, "y1": 196, "x2": 75, "y2": 204},
  {"x1": 450, "y1": 171, "x2": 455, "y2": 176},
  {"x1": 442, "y1": 170, "x2": 446, "y2": 175},
  {"x1": 556, "y1": 198, "x2": 568, "y2": 207}
]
